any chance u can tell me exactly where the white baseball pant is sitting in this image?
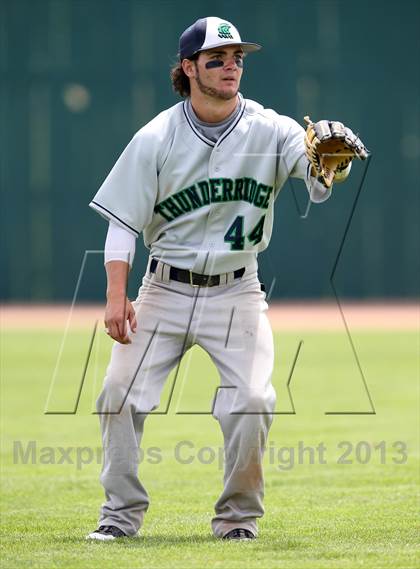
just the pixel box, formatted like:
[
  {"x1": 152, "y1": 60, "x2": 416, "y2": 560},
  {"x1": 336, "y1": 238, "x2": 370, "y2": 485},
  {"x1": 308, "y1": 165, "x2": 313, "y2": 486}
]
[{"x1": 95, "y1": 259, "x2": 276, "y2": 538}]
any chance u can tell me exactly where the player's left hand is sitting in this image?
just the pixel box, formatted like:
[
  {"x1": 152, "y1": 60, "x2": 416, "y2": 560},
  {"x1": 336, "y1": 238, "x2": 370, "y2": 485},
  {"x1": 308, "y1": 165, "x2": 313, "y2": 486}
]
[{"x1": 304, "y1": 116, "x2": 369, "y2": 189}]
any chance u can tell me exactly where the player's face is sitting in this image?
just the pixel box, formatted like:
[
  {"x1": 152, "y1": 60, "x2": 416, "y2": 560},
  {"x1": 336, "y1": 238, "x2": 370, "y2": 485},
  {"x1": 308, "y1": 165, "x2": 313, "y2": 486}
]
[{"x1": 193, "y1": 47, "x2": 244, "y2": 101}]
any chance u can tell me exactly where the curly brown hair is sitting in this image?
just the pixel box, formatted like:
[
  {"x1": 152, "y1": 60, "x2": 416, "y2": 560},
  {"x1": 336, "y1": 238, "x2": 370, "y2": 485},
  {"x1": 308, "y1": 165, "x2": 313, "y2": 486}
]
[{"x1": 170, "y1": 55, "x2": 198, "y2": 98}]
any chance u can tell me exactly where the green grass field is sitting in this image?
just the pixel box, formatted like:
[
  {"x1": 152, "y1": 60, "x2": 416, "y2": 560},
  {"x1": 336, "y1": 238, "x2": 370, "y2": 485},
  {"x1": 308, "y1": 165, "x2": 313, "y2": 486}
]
[{"x1": 1, "y1": 327, "x2": 419, "y2": 568}]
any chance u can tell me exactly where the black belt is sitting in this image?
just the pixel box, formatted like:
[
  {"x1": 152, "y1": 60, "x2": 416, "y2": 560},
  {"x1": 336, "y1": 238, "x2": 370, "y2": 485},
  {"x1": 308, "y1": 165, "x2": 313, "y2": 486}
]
[{"x1": 150, "y1": 258, "x2": 245, "y2": 287}]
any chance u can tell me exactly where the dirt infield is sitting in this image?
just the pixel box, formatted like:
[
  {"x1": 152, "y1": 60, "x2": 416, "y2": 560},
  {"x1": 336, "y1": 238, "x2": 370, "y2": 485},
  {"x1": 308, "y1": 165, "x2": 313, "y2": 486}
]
[{"x1": 1, "y1": 302, "x2": 418, "y2": 331}]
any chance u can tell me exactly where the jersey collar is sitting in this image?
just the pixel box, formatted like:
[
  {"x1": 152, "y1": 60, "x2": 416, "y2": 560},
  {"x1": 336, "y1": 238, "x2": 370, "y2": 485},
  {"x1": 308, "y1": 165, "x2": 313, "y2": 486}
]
[{"x1": 182, "y1": 94, "x2": 246, "y2": 148}]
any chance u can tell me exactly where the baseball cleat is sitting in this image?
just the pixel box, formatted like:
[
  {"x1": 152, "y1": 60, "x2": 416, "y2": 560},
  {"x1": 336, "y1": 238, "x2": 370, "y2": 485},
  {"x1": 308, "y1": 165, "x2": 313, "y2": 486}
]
[
  {"x1": 86, "y1": 525, "x2": 128, "y2": 541},
  {"x1": 223, "y1": 528, "x2": 255, "y2": 541}
]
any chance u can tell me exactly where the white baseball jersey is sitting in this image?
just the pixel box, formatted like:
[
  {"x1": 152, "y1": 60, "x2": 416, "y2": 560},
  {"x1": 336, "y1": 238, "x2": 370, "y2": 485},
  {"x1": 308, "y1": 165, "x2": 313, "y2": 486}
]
[{"x1": 90, "y1": 95, "x2": 331, "y2": 274}]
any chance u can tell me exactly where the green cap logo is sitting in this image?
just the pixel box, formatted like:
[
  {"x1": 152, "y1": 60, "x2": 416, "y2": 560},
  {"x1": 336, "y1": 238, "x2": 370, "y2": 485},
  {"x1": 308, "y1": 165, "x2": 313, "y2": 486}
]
[{"x1": 218, "y1": 23, "x2": 234, "y2": 40}]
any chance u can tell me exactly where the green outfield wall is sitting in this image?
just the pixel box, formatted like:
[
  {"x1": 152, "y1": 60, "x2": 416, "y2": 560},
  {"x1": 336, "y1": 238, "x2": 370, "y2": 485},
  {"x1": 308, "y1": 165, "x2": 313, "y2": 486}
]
[{"x1": 1, "y1": 0, "x2": 419, "y2": 300}]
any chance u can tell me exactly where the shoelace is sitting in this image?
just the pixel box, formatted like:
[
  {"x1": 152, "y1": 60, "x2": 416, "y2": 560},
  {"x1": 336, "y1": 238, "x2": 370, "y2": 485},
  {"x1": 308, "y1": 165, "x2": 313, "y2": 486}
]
[
  {"x1": 225, "y1": 528, "x2": 254, "y2": 539},
  {"x1": 97, "y1": 525, "x2": 125, "y2": 537}
]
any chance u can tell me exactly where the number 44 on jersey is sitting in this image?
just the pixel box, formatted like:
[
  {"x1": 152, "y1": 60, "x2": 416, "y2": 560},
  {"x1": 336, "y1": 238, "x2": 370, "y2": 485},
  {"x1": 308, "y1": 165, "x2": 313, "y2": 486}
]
[{"x1": 224, "y1": 215, "x2": 265, "y2": 250}]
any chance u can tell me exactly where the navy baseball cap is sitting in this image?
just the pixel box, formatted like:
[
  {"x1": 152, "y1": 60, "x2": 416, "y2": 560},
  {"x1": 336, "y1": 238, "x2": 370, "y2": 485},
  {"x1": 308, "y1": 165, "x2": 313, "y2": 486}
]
[{"x1": 179, "y1": 17, "x2": 261, "y2": 60}]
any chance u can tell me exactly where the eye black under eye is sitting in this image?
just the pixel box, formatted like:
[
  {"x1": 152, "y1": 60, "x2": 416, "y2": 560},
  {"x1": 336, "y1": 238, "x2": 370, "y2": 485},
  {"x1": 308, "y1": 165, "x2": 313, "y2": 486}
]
[
  {"x1": 204, "y1": 56, "x2": 244, "y2": 69},
  {"x1": 205, "y1": 60, "x2": 224, "y2": 69}
]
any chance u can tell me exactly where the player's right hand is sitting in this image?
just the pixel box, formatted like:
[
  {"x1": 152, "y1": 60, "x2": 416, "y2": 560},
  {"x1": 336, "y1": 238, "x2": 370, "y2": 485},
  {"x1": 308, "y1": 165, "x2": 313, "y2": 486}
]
[{"x1": 104, "y1": 294, "x2": 137, "y2": 344}]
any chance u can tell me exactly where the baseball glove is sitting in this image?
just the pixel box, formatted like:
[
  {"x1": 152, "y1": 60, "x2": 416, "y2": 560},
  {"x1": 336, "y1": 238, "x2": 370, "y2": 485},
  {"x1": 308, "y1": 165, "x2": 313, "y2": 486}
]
[{"x1": 304, "y1": 116, "x2": 369, "y2": 188}]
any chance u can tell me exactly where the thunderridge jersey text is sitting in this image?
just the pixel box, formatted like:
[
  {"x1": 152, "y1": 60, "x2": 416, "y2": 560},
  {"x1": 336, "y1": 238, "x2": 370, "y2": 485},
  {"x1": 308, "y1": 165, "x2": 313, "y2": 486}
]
[{"x1": 154, "y1": 177, "x2": 274, "y2": 221}]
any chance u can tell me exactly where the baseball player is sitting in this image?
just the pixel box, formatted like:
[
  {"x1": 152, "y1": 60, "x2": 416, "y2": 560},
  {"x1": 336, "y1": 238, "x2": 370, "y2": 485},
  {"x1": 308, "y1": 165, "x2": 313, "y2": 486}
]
[{"x1": 86, "y1": 17, "x2": 368, "y2": 541}]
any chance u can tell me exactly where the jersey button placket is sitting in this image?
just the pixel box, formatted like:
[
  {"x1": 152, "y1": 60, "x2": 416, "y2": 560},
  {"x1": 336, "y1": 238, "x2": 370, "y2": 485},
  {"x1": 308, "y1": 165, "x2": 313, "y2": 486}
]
[
  {"x1": 209, "y1": 145, "x2": 220, "y2": 178},
  {"x1": 206, "y1": 148, "x2": 221, "y2": 254}
]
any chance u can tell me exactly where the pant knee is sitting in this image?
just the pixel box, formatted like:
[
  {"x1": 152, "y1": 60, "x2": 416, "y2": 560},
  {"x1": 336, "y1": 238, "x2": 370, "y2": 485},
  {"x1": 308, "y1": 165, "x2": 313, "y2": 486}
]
[
  {"x1": 96, "y1": 373, "x2": 160, "y2": 415},
  {"x1": 96, "y1": 379, "x2": 131, "y2": 413},
  {"x1": 214, "y1": 386, "x2": 276, "y2": 417},
  {"x1": 239, "y1": 388, "x2": 276, "y2": 413}
]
